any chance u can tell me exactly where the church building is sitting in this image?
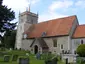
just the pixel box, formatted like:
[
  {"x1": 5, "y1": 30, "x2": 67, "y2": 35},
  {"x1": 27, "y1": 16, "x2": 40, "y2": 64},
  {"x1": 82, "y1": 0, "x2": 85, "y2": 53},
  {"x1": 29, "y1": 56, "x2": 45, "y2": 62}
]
[{"x1": 15, "y1": 10, "x2": 85, "y2": 54}]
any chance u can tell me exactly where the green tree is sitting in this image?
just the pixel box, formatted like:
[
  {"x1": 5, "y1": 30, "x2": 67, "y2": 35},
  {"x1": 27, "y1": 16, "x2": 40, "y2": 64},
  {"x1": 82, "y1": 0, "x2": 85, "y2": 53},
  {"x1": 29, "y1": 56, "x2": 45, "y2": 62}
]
[
  {"x1": 0, "y1": 0, "x2": 16, "y2": 48},
  {"x1": 0, "y1": 0, "x2": 16, "y2": 37},
  {"x1": 77, "y1": 44, "x2": 85, "y2": 57},
  {"x1": 2, "y1": 30, "x2": 16, "y2": 49}
]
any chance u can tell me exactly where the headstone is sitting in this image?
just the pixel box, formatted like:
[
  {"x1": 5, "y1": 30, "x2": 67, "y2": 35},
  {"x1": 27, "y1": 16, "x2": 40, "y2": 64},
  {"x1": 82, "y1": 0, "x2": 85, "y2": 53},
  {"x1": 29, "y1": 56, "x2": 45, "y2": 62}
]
[
  {"x1": 60, "y1": 53, "x2": 62, "y2": 60},
  {"x1": 12, "y1": 55, "x2": 18, "y2": 61},
  {"x1": 10, "y1": 48, "x2": 12, "y2": 50},
  {"x1": 0, "y1": 41, "x2": 1, "y2": 44},
  {"x1": 73, "y1": 57, "x2": 76, "y2": 63},
  {"x1": 52, "y1": 57, "x2": 58, "y2": 64},
  {"x1": 45, "y1": 60, "x2": 52, "y2": 64},
  {"x1": 45, "y1": 57, "x2": 58, "y2": 64},
  {"x1": 36, "y1": 52, "x2": 41, "y2": 60},
  {"x1": 4, "y1": 55, "x2": 10, "y2": 62},
  {"x1": 81, "y1": 57, "x2": 85, "y2": 63},
  {"x1": 66, "y1": 58, "x2": 68, "y2": 64},
  {"x1": 83, "y1": 58, "x2": 85, "y2": 62},
  {"x1": 26, "y1": 53, "x2": 29, "y2": 56},
  {"x1": 19, "y1": 58, "x2": 29, "y2": 64}
]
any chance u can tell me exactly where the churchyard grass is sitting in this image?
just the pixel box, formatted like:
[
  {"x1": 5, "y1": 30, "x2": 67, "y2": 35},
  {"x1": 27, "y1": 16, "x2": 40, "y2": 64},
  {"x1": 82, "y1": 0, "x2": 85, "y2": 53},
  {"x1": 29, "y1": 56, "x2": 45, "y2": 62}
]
[{"x1": 0, "y1": 50, "x2": 65, "y2": 64}]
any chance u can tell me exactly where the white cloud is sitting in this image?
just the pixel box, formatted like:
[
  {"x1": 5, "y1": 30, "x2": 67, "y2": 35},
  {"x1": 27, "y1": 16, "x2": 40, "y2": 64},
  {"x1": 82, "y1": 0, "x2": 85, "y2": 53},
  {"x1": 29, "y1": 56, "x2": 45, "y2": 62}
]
[
  {"x1": 28, "y1": 0, "x2": 40, "y2": 5},
  {"x1": 49, "y1": 0, "x2": 73, "y2": 12},
  {"x1": 3, "y1": 0, "x2": 28, "y2": 12},
  {"x1": 3, "y1": 0, "x2": 83, "y2": 23},
  {"x1": 3, "y1": 0, "x2": 40, "y2": 22},
  {"x1": 3, "y1": 0, "x2": 40, "y2": 12},
  {"x1": 38, "y1": 0, "x2": 70, "y2": 22},
  {"x1": 75, "y1": 0, "x2": 85, "y2": 8},
  {"x1": 39, "y1": 0, "x2": 85, "y2": 23},
  {"x1": 39, "y1": 12, "x2": 67, "y2": 22}
]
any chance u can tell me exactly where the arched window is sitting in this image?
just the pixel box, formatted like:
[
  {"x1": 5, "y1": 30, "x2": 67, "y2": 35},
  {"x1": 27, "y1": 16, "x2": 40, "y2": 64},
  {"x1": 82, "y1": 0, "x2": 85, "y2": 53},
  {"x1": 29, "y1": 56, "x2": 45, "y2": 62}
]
[
  {"x1": 81, "y1": 40, "x2": 83, "y2": 44},
  {"x1": 20, "y1": 26, "x2": 22, "y2": 30},
  {"x1": 31, "y1": 19, "x2": 33, "y2": 24},
  {"x1": 53, "y1": 38, "x2": 57, "y2": 47},
  {"x1": 61, "y1": 44, "x2": 63, "y2": 49}
]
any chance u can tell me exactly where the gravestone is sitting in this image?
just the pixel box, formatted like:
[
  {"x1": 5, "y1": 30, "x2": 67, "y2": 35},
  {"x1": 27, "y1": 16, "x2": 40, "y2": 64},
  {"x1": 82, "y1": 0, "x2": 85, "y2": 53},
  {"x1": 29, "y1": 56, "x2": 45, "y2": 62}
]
[
  {"x1": 19, "y1": 58, "x2": 29, "y2": 64},
  {"x1": 9, "y1": 48, "x2": 12, "y2": 50},
  {"x1": 60, "y1": 53, "x2": 62, "y2": 60},
  {"x1": 26, "y1": 53, "x2": 29, "y2": 56},
  {"x1": 12, "y1": 55, "x2": 18, "y2": 61},
  {"x1": 45, "y1": 60, "x2": 52, "y2": 64},
  {"x1": 81, "y1": 57, "x2": 85, "y2": 64},
  {"x1": 66, "y1": 58, "x2": 68, "y2": 64},
  {"x1": 52, "y1": 57, "x2": 58, "y2": 64},
  {"x1": 83, "y1": 58, "x2": 85, "y2": 62},
  {"x1": 4, "y1": 55, "x2": 10, "y2": 62},
  {"x1": 36, "y1": 52, "x2": 41, "y2": 60},
  {"x1": 45, "y1": 57, "x2": 58, "y2": 64}
]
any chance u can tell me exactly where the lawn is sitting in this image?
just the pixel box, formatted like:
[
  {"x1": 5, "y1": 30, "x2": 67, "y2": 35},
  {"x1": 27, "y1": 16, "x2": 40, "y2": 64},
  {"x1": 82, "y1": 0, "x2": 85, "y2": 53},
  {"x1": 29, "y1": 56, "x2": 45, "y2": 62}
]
[
  {"x1": 0, "y1": 50, "x2": 65, "y2": 64},
  {"x1": 0, "y1": 55, "x2": 45, "y2": 64}
]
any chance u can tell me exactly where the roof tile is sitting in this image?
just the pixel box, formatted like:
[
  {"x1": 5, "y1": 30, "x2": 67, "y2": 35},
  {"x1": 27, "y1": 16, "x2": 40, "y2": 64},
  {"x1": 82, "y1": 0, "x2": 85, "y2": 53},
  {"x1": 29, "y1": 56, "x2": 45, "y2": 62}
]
[
  {"x1": 26, "y1": 15, "x2": 76, "y2": 38},
  {"x1": 73, "y1": 25, "x2": 85, "y2": 38}
]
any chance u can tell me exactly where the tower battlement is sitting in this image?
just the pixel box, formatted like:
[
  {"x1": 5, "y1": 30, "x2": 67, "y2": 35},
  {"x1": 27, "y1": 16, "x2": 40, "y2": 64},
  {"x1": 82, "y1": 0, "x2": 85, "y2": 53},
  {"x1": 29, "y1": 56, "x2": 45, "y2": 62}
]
[
  {"x1": 15, "y1": 10, "x2": 38, "y2": 49},
  {"x1": 20, "y1": 11, "x2": 38, "y2": 17}
]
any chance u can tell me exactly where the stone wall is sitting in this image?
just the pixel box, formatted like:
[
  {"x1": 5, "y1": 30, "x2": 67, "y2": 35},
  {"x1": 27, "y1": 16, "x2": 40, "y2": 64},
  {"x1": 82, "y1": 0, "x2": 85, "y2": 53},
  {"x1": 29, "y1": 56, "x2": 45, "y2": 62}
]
[
  {"x1": 72, "y1": 38, "x2": 85, "y2": 54},
  {"x1": 68, "y1": 17, "x2": 79, "y2": 53},
  {"x1": 44, "y1": 36, "x2": 69, "y2": 54},
  {"x1": 15, "y1": 11, "x2": 38, "y2": 49},
  {"x1": 21, "y1": 39, "x2": 33, "y2": 50},
  {"x1": 21, "y1": 36, "x2": 70, "y2": 54},
  {"x1": 62, "y1": 54, "x2": 77, "y2": 63},
  {"x1": 30, "y1": 39, "x2": 42, "y2": 54}
]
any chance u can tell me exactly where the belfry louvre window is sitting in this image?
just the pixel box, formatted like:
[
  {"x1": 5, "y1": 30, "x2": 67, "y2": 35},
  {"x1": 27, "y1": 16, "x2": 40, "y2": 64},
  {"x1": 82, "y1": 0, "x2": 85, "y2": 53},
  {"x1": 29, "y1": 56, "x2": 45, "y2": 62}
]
[{"x1": 53, "y1": 38, "x2": 57, "y2": 47}]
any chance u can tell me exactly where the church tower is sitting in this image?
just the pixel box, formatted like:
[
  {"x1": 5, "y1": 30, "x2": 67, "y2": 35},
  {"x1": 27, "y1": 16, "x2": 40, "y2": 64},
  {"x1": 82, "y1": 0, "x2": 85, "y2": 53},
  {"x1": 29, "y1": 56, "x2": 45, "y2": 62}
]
[{"x1": 15, "y1": 10, "x2": 38, "y2": 49}]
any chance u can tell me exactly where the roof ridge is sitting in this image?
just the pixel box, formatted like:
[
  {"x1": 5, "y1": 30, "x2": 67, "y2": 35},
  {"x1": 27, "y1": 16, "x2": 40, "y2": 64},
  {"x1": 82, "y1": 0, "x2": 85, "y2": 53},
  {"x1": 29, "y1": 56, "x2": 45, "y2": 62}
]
[
  {"x1": 37, "y1": 15, "x2": 76, "y2": 24},
  {"x1": 27, "y1": 15, "x2": 76, "y2": 38},
  {"x1": 79, "y1": 24, "x2": 85, "y2": 26}
]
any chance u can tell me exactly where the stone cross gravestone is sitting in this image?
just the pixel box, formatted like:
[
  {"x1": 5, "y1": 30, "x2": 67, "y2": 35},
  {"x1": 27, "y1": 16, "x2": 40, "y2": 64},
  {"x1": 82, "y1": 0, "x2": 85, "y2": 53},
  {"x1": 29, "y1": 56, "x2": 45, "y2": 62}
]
[{"x1": 19, "y1": 58, "x2": 29, "y2": 64}]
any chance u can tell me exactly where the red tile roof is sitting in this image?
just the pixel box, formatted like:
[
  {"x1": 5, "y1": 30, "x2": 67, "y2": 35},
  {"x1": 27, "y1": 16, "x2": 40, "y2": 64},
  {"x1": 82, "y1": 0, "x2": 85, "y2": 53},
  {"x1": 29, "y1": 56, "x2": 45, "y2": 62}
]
[
  {"x1": 26, "y1": 15, "x2": 76, "y2": 38},
  {"x1": 73, "y1": 25, "x2": 85, "y2": 38}
]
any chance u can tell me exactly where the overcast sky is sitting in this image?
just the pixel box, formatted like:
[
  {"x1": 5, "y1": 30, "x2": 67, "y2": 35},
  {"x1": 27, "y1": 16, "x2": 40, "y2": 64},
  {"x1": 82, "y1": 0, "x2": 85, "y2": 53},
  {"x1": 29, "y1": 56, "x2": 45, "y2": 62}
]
[{"x1": 3, "y1": 0, "x2": 85, "y2": 24}]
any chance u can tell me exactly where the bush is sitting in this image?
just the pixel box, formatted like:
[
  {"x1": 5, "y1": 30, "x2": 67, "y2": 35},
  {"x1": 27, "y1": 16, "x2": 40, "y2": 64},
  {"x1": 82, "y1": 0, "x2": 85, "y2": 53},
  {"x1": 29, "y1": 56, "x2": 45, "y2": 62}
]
[
  {"x1": 0, "y1": 47, "x2": 6, "y2": 51},
  {"x1": 76, "y1": 57, "x2": 85, "y2": 64},
  {"x1": 41, "y1": 52, "x2": 53, "y2": 60},
  {"x1": 45, "y1": 56, "x2": 58, "y2": 64},
  {"x1": 77, "y1": 44, "x2": 85, "y2": 57}
]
